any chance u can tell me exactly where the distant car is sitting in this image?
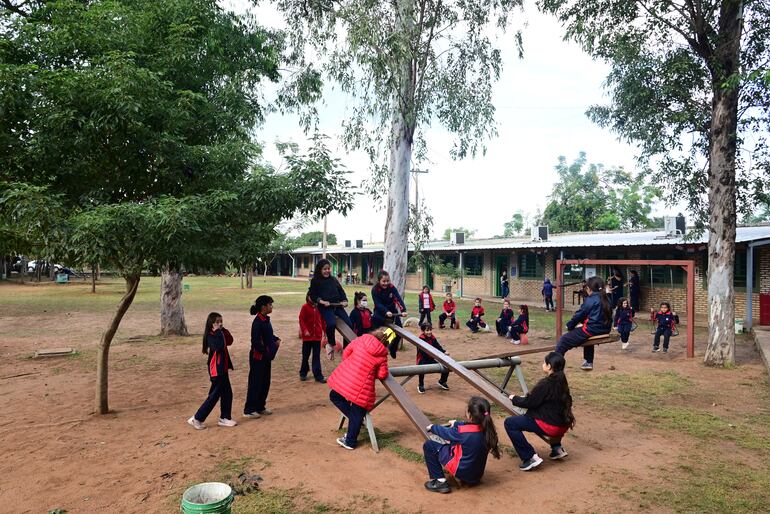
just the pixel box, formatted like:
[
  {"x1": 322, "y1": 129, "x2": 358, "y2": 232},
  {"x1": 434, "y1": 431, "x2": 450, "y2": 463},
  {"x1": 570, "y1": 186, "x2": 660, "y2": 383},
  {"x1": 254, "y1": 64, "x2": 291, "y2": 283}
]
[{"x1": 26, "y1": 261, "x2": 63, "y2": 274}]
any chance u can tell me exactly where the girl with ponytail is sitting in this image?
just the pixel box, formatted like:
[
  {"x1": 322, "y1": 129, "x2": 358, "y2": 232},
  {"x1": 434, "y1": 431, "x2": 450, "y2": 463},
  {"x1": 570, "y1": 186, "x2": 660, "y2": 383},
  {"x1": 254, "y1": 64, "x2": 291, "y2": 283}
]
[
  {"x1": 504, "y1": 352, "x2": 575, "y2": 471},
  {"x1": 555, "y1": 275, "x2": 612, "y2": 371},
  {"x1": 422, "y1": 396, "x2": 500, "y2": 493},
  {"x1": 244, "y1": 295, "x2": 280, "y2": 418}
]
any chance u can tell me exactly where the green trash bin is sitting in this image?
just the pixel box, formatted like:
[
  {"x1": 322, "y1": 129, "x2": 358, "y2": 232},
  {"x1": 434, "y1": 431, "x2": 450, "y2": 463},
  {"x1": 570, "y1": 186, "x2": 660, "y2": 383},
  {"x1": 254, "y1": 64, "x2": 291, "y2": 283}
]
[
  {"x1": 181, "y1": 482, "x2": 234, "y2": 513},
  {"x1": 56, "y1": 273, "x2": 69, "y2": 284},
  {"x1": 184, "y1": 284, "x2": 191, "y2": 291}
]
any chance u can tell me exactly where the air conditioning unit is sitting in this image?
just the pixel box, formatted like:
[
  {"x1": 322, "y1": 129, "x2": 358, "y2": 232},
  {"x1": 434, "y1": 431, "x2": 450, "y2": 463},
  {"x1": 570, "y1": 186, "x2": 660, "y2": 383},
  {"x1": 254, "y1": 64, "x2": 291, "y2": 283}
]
[
  {"x1": 317, "y1": 241, "x2": 324, "y2": 248},
  {"x1": 531, "y1": 225, "x2": 548, "y2": 242},
  {"x1": 451, "y1": 232, "x2": 465, "y2": 245},
  {"x1": 344, "y1": 240, "x2": 352, "y2": 248},
  {"x1": 663, "y1": 216, "x2": 682, "y2": 236},
  {"x1": 355, "y1": 240, "x2": 364, "y2": 248}
]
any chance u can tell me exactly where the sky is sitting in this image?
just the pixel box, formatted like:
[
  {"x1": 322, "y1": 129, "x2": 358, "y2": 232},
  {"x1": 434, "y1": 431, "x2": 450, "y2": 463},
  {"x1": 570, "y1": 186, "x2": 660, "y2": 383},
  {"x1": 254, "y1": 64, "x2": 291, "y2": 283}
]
[{"x1": 227, "y1": 1, "x2": 681, "y2": 243}]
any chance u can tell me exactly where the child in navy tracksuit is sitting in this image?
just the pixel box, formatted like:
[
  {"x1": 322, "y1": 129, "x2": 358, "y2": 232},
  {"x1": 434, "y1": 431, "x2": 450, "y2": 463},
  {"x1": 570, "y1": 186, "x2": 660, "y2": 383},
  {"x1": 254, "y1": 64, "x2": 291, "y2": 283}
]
[
  {"x1": 349, "y1": 291, "x2": 373, "y2": 339},
  {"x1": 466, "y1": 298, "x2": 487, "y2": 332},
  {"x1": 371, "y1": 270, "x2": 408, "y2": 357},
  {"x1": 496, "y1": 300, "x2": 514, "y2": 336},
  {"x1": 418, "y1": 285, "x2": 436, "y2": 326},
  {"x1": 188, "y1": 312, "x2": 237, "y2": 430},
  {"x1": 509, "y1": 304, "x2": 529, "y2": 344},
  {"x1": 614, "y1": 298, "x2": 635, "y2": 350},
  {"x1": 542, "y1": 278, "x2": 555, "y2": 311},
  {"x1": 555, "y1": 276, "x2": 612, "y2": 371},
  {"x1": 244, "y1": 296, "x2": 281, "y2": 418},
  {"x1": 423, "y1": 396, "x2": 501, "y2": 493},
  {"x1": 416, "y1": 323, "x2": 450, "y2": 394},
  {"x1": 652, "y1": 302, "x2": 679, "y2": 353},
  {"x1": 308, "y1": 259, "x2": 354, "y2": 350}
]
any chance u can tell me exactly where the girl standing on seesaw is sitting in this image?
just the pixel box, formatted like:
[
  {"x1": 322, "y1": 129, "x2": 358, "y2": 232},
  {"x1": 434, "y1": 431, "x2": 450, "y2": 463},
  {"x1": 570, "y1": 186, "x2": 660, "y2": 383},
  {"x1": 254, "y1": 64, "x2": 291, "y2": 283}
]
[
  {"x1": 349, "y1": 291, "x2": 373, "y2": 338},
  {"x1": 509, "y1": 304, "x2": 529, "y2": 344},
  {"x1": 327, "y1": 329, "x2": 392, "y2": 450},
  {"x1": 422, "y1": 396, "x2": 501, "y2": 493},
  {"x1": 244, "y1": 295, "x2": 280, "y2": 418},
  {"x1": 614, "y1": 297, "x2": 635, "y2": 350},
  {"x1": 418, "y1": 285, "x2": 436, "y2": 326},
  {"x1": 188, "y1": 312, "x2": 237, "y2": 430},
  {"x1": 416, "y1": 323, "x2": 450, "y2": 394},
  {"x1": 371, "y1": 270, "x2": 408, "y2": 358},
  {"x1": 556, "y1": 276, "x2": 612, "y2": 371},
  {"x1": 496, "y1": 300, "x2": 514, "y2": 337},
  {"x1": 298, "y1": 293, "x2": 326, "y2": 383},
  {"x1": 308, "y1": 259, "x2": 354, "y2": 354},
  {"x1": 466, "y1": 298, "x2": 487, "y2": 333},
  {"x1": 652, "y1": 301, "x2": 679, "y2": 354},
  {"x1": 504, "y1": 352, "x2": 574, "y2": 471},
  {"x1": 438, "y1": 292, "x2": 457, "y2": 329}
]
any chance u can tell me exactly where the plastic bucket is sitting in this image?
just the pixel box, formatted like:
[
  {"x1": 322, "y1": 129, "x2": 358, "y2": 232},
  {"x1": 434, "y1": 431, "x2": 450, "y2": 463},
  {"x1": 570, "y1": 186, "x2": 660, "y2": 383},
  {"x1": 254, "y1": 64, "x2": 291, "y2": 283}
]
[
  {"x1": 181, "y1": 482, "x2": 234, "y2": 513},
  {"x1": 734, "y1": 319, "x2": 744, "y2": 334}
]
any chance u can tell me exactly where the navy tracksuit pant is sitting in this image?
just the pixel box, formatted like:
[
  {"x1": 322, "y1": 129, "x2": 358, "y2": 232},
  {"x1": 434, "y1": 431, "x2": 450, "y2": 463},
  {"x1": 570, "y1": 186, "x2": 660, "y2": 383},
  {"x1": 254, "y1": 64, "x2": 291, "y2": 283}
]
[
  {"x1": 300, "y1": 340, "x2": 324, "y2": 380},
  {"x1": 555, "y1": 329, "x2": 594, "y2": 363},
  {"x1": 504, "y1": 415, "x2": 552, "y2": 461},
  {"x1": 319, "y1": 306, "x2": 353, "y2": 347},
  {"x1": 654, "y1": 327, "x2": 672, "y2": 350},
  {"x1": 618, "y1": 322, "x2": 632, "y2": 344},
  {"x1": 244, "y1": 356, "x2": 271, "y2": 414},
  {"x1": 330, "y1": 389, "x2": 367, "y2": 448},
  {"x1": 195, "y1": 375, "x2": 232, "y2": 422}
]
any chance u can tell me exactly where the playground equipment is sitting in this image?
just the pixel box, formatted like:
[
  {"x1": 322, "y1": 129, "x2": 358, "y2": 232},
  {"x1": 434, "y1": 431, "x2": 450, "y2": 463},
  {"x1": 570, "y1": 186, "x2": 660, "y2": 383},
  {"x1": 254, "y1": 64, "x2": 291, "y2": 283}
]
[{"x1": 333, "y1": 318, "x2": 618, "y2": 450}]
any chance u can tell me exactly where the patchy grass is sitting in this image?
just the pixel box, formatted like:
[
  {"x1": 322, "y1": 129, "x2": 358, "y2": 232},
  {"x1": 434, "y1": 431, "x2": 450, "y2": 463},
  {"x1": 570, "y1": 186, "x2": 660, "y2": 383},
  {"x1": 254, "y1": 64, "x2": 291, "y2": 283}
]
[{"x1": 354, "y1": 428, "x2": 423, "y2": 463}]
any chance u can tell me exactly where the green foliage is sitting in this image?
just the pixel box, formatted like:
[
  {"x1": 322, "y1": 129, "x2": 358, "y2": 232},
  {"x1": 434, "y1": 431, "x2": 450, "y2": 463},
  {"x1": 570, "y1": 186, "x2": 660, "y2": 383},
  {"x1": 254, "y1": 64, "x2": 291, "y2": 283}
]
[
  {"x1": 294, "y1": 231, "x2": 337, "y2": 247},
  {"x1": 503, "y1": 212, "x2": 524, "y2": 237},
  {"x1": 441, "y1": 227, "x2": 476, "y2": 240},
  {"x1": 0, "y1": 182, "x2": 66, "y2": 259},
  {"x1": 541, "y1": 152, "x2": 660, "y2": 233},
  {"x1": 539, "y1": 0, "x2": 770, "y2": 229}
]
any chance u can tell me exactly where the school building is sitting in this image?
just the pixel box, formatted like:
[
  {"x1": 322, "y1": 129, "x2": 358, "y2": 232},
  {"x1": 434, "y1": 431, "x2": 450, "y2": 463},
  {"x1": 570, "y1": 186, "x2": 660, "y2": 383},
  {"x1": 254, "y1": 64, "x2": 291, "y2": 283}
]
[{"x1": 289, "y1": 225, "x2": 770, "y2": 325}]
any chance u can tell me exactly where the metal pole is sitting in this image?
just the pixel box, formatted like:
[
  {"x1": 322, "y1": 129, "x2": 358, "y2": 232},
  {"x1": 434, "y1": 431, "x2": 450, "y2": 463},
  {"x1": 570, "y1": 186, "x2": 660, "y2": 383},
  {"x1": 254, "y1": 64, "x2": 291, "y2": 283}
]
[
  {"x1": 388, "y1": 357, "x2": 522, "y2": 377},
  {"x1": 322, "y1": 216, "x2": 328, "y2": 259},
  {"x1": 288, "y1": 254, "x2": 295, "y2": 278},
  {"x1": 556, "y1": 259, "x2": 564, "y2": 341},
  {"x1": 459, "y1": 251, "x2": 464, "y2": 297},
  {"x1": 747, "y1": 244, "x2": 754, "y2": 330},
  {"x1": 686, "y1": 262, "x2": 695, "y2": 358}
]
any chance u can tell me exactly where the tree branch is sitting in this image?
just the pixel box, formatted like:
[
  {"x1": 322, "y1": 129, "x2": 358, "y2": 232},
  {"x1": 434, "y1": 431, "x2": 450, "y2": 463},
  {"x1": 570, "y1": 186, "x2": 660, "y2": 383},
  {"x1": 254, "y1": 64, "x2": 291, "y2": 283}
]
[{"x1": 0, "y1": 0, "x2": 31, "y2": 16}]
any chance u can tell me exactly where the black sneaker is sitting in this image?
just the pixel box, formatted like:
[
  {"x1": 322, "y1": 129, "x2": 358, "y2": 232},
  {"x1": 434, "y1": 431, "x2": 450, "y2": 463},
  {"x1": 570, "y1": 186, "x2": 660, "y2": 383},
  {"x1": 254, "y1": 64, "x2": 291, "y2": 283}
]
[
  {"x1": 652, "y1": 347, "x2": 661, "y2": 353},
  {"x1": 424, "y1": 479, "x2": 450, "y2": 494},
  {"x1": 315, "y1": 377, "x2": 327, "y2": 383},
  {"x1": 663, "y1": 348, "x2": 668, "y2": 353},
  {"x1": 549, "y1": 446, "x2": 568, "y2": 460},
  {"x1": 519, "y1": 454, "x2": 543, "y2": 471},
  {"x1": 418, "y1": 385, "x2": 426, "y2": 394},
  {"x1": 388, "y1": 340, "x2": 399, "y2": 359},
  {"x1": 437, "y1": 381, "x2": 450, "y2": 391},
  {"x1": 299, "y1": 375, "x2": 308, "y2": 382}
]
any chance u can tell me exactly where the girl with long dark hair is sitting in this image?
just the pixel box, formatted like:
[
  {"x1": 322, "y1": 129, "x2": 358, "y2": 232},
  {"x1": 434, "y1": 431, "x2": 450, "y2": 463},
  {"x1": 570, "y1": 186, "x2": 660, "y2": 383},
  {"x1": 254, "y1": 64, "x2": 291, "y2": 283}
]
[
  {"x1": 504, "y1": 352, "x2": 575, "y2": 471},
  {"x1": 555, "y1": 275, "x2": 612, "y2": 371},
  {"x1": 422, "y1": 396, "x2": 501, "y2": 493},
  {"x1": 308, "y1": 259, "x2": 354, "y2": 352},
  {"x1": 244, "y1": 295, "x2": 280, "y2": 418}
]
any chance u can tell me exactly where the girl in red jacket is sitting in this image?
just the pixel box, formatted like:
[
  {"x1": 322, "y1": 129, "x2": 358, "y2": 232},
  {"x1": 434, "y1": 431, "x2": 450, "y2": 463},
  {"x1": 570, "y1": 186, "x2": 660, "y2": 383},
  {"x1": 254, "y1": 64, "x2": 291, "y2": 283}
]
[
  {"x1": 188, "y1": 312, "x2": 237, "y2": 430},
  {"x1": 418, "y1": 285, "x2": 436, "y2": 326},
  {"x1": 298, "y1": 294, "x2": 326, "y2": 383},
  {"x1": 466, "y1": 298, "x2": 487, "y2": 333},
  {"x1": 327, "y1": 329, "x2": 391, "y2": 450},
  {"x1": 423, "y1": 396, "x2": 501, "y2": 493},
  {"x1": 438, "y1": 292, "x2": 457, "y2": 329}
]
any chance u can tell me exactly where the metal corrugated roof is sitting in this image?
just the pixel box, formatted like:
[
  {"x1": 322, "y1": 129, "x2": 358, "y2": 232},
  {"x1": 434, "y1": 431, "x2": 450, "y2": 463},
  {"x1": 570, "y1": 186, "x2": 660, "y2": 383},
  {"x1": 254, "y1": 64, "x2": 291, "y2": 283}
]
[{"x1": 292, "y1": 225, "x2": 770, "y2": 254}]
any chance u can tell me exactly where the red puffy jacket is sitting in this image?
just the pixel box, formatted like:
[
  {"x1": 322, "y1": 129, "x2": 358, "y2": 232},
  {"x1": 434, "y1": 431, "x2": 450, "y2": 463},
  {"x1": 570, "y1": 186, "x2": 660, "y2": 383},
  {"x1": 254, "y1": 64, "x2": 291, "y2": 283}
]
[{"x1": 327, "y1": 334, "x2": 389, "y2": 410}]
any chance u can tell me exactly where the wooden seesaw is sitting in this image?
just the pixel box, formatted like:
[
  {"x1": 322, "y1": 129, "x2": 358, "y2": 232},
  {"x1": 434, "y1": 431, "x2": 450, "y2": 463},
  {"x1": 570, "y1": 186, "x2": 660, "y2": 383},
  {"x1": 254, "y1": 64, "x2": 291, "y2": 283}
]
[{"x1": 333, "y1": 318, "x2": 618, "y2": 451}]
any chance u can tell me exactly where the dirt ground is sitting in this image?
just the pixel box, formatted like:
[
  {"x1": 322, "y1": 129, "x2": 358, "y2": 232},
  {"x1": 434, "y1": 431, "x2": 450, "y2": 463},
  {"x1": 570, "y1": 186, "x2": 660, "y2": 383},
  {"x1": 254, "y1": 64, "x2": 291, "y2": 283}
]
[{"x1": 0, "y1": 278, "x2": 766, "y2": 513}]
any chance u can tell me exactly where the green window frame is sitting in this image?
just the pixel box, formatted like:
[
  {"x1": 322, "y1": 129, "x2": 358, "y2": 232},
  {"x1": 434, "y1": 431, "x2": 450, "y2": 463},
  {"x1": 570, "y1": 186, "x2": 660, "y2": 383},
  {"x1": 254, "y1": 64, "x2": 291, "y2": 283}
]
[
  {"x1": 643, "y1": 254, "x2": 685, "y2": 288},
  {"x1": 518, "y1": 253, "x2": 544, "y2": 279},
  {"x1": 734, "y1": 250, "x2": 760, "y2": 290},
  {"x1": 464, "y1": 254, "x2": 483, "y2": 276}
]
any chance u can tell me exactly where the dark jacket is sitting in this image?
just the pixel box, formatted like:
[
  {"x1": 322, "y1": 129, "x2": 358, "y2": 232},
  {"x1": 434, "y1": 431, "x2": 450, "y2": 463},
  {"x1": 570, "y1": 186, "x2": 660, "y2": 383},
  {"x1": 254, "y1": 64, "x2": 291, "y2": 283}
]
[
  {"x1": 566, "y1": 293, "x2": 611, "y2": 336},
  {"x1": 614, "y1": 306, "x2": 635, "y2": 327},
  {"x1": 416, "y1": 333, "x2": 446, "y2": 365},
  {"x1": 511, "y1": 375, "x2": 572, "y2": 431},
  {"x1": 542, "y1": 280, "x2": 554, "y2": 297},
  {"x1": 654, "y1": 311, "x2": 679, "y2": 330},
  {"x1": 207, "y1": 328, "x2": 234, "y2": 378},
  {"x1": 349, "y1": 307, "x2": 373, "y2": 337},
  {"x1": 308, "y1": 276, "x2": 347, "y2": 304},
  {"x1": 371, "y1": 284, "x2": 406, "y2": 325},
  {"x1": 498, "y1": 308, "x2": 514, "y2": 324},
  {"x1": 429, "y1": 422, "x2": 489, "y2": 484},
  {"x1": 251, "y1": 313, "x2": 279, "y2": 361},
  {"x1": 628, "y1": 274, "x2": 640, "y2": 294},
  {"x1": 512, "y1": 314, "x2": 529, "y2": 333}
]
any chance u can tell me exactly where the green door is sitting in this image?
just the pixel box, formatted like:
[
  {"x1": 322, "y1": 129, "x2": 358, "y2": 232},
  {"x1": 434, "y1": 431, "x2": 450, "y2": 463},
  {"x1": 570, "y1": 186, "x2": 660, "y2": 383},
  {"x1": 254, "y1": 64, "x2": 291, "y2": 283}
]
[
  {"x1": 424, "y1": 259, "x2": 434, "y2": 289},
  {"x1": 495, "y1": 255, "x2": 509, "y2": 296}
]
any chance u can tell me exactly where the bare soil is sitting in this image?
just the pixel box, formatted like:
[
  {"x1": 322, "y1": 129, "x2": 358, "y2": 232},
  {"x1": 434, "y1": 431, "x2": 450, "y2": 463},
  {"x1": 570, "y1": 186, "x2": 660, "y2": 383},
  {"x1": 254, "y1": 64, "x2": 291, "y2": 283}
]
[{"x1": 0, "y1": 280, "x2": 764, "y2": 513}]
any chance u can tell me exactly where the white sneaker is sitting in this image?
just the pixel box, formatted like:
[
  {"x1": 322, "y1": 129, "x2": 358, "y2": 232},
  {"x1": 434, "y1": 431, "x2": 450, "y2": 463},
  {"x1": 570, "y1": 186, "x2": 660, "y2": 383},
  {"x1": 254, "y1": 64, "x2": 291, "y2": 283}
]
[
  {"x1": 218, "y1": 418, "x2": 237, "y2": 427},
  {"x1": 621, "y1": 342, "x2": 630, "y2": 350},
  {"x1": 187, "y1": 416, "x2": 206, "y2": 430},
  {"x1": 243, "y1": 412, "x2": 261, "y2": 419},
  {"x1": 325, "y1": 344, "x2": 335, "y2": 361},
  {"x1": 258, "y1": 408, "x2": 273, "y2": 415},
  {"x1": 512, "y1": 339, "x2": 521, "y2": 345}
]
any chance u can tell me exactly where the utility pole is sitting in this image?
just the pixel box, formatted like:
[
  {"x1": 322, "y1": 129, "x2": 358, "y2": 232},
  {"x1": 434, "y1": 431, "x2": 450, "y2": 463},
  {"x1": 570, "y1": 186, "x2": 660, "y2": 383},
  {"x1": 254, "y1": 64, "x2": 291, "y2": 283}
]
[
  {"x1": 410, "y1": 168, "x2": 429, "y2": 225},
  {"x1": 322, "y1": 215, "x2": 328, "y2": 259}
]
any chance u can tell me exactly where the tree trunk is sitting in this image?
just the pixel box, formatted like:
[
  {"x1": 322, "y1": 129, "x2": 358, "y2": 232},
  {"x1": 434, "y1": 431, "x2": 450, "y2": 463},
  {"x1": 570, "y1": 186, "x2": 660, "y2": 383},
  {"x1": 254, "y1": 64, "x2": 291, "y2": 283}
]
[
  {"x1": 703, "y1": 1, "x2": 742, "y2": 366},
  {"x1": 91, "y1": 264, "x2": 97, "y2": 293},
  {"x1": 19, "y1": 257, "x2": 26, "y2": 284},
  {"x1": 95, "y1": 274, "x2": 140, "y2": 414},
  {"x1": 247, "y1": 265, "x2": 253, "y2": 289},
  {"x1": 160, "y1": 266, "x2": 189, "y2": 336},
  {"x1": 383, "y1": 0, "x2": 417, "y2": 296},
  {"x1": 239, "y1": 265, "x2": 244, "y2": 289}
]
